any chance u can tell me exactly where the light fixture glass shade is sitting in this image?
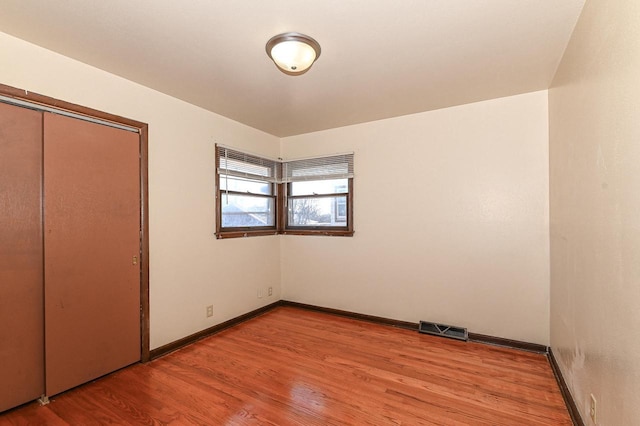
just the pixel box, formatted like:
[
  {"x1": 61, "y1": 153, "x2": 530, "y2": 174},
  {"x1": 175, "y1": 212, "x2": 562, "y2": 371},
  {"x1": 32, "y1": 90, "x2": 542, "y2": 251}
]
[{"x1": 266, "y1": 33, "x2": 321, "y2": 76}]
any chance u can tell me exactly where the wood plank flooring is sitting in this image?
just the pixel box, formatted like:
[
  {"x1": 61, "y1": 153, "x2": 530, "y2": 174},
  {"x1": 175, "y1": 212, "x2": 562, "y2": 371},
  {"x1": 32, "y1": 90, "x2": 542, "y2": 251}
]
[{"x1": 0, "y1": 306, "x2": 571, "y2": 425}]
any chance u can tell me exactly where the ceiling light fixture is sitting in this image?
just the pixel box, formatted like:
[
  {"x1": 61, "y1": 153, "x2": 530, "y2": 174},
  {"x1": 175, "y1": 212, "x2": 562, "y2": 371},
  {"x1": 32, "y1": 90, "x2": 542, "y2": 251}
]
[{"x1": 266, "y1": 32, "x2": 321, "y2": 76}]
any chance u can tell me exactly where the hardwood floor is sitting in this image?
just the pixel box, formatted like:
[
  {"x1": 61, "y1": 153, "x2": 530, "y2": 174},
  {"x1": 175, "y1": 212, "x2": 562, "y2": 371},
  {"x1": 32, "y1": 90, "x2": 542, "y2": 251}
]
[{"x1": 0, "y1": 306, "x2": 571, "y2": 425}]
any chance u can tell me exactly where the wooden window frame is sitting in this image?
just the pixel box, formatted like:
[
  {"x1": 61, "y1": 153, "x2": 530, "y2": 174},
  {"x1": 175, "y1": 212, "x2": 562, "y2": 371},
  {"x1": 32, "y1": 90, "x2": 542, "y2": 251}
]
[
  {"x1": 215, "y1": 185, "x2": 279, "y2": 239},
  {"x1": 215, "y1": 145, "x2": 354, "y2": 238},
  {"x1": 281, "y1": 178, "x2": 354, "y2": 237}
]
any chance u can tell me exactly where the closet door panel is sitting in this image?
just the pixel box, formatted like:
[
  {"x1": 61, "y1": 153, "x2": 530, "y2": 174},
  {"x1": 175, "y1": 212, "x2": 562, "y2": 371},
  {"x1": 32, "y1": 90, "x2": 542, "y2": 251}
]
[
  {"x1": 0, "y1": 102, "x2": 44, "y2": 411},
  {"x1": 44, "y1": 112, "x2": 140, "y2": 396}
]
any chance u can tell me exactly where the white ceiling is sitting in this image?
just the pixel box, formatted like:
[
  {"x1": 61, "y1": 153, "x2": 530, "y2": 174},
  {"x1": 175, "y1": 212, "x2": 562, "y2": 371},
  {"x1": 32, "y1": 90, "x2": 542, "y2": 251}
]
[{"x1": 0, "y1": 0, "x2": 584, "y2": 137}]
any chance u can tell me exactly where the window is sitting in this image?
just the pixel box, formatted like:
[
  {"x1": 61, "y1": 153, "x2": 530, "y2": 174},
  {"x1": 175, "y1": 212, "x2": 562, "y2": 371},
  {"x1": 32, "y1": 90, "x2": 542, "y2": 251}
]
[
  {"x1": 215, "y1": 145, "x2": 354, "y2": 238},
  {"x1": 216, "y1": 146, "x2": 279, "y2": 238},
  {"x1": 282, "y1": 154, "x2": 354, "y2": 236}
]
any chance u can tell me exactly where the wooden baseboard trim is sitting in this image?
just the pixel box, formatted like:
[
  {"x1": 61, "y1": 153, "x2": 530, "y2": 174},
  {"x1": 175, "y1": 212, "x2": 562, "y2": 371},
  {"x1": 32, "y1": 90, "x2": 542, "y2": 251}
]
[
  {"x1": 468, "y1": 333, "x2": 548, "y2": 354},
  {"x1": 281, "y1": 300, "x2": 547, "y2": 353},
  {"x1": 548, "y1": 348, "x2": 584, "y2": 426},
  {"x1": 149, "y1": 301, "x2": 281, "y2": 360},
  {"x1": 280, "y1": 300, "x2": 418, "y2": 331},
  {"x1": 150, "y1": 299, "x2": 549, "y2": 358}
]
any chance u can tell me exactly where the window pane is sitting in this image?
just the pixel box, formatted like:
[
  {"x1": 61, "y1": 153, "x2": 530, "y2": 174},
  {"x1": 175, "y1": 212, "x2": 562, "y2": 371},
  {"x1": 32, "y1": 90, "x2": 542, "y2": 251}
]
[
  {"x1": 219, "y1": 175, "x2": 272, "y2": 195},
  {"x1": 221, "y1": 194, "x2": 275, "y2": 227},
  {"x1": 290, "y1": 179, "x2": 348, "y2": 196},
  {"x1": 288, "y1": 196, "x2": 347, "y2": 226}
]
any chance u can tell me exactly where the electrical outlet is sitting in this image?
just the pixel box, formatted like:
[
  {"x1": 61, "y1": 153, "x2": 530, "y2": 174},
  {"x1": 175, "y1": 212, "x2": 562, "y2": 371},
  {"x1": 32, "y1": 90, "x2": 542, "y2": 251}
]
[
  {"x1": 206, "y1": 305, "x2": 213, "y2": 318},
  {"x1": 257, "y1": 289, "x2": 263, "y2": 298},
  {"x1": 268, "y1": 286, "x2": 273, "y2": 296},
  {"x1": 590, "y1": 394, "x2": 597, "y2": 424}
]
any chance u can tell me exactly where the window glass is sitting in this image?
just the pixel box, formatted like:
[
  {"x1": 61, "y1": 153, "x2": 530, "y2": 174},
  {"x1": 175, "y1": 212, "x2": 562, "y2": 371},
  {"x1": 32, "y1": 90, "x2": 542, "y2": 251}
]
[
  {"x1": 221, "y1": 194, "x2": 275, "y2": 227},
  {"x1": 288, "y1": 196, "x2": 347, "y2": 227},
  {"x1": 219, "y1": 176, "x2": 272, "y2": 195}
]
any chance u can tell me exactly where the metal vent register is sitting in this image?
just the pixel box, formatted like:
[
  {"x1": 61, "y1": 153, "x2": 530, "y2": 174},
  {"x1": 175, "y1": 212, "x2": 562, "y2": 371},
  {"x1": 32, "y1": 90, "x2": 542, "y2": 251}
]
[{"x1": 419, "y1": 321, "x2": 468, "y2": 341}]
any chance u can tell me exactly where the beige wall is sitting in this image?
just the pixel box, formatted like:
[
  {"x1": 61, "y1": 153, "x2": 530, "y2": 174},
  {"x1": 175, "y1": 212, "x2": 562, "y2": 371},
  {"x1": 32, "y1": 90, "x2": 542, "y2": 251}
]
[
  {"x1": 0, "y1": 32, "x2": 281, "y2": 350},
  {"x1": 281, "y1": 91, "x2": 551, "y2": 345},
  {"x1": 549, "y1": 0, "x2": 640, "y2": 424}
]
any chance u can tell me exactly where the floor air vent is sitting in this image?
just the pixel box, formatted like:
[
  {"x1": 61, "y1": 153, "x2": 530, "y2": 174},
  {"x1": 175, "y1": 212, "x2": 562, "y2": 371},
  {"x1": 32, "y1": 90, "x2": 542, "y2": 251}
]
[{"x1": 419, "y1": 321, "x2": 468, "y2": 341}]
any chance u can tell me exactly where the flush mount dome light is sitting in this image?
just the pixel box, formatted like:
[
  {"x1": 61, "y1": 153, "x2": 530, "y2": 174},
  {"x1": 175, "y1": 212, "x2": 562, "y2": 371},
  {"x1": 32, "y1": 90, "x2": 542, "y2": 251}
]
[{"x1": 266, "y1": 32, "x2": 321, "y2": 76}]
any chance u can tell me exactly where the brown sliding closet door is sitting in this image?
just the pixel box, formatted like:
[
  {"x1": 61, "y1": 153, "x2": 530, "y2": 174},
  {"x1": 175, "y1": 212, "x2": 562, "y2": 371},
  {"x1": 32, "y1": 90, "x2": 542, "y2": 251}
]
[
  {"x1": 0, "y1": 103, "x2": 45, "y2": 412},
  {"x1": 44, "y1": 112, "x2": 141, "y2": 396}
]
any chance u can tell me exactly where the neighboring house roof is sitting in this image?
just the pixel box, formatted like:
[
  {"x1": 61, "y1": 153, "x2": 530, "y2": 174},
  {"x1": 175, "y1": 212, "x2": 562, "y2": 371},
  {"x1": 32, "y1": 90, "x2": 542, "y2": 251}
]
[{"x1": 221, "y1": 204, "x2": 268, "y2": 227}]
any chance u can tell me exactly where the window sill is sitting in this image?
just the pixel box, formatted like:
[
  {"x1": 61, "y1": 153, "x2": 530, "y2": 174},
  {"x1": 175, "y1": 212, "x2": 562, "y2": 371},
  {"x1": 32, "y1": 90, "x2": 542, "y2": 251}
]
[
  {"x1": 216, "y1": 229, "x2": 354, "y2": 239},
  {"x1": 216, "y1": 230, "x2": 278, "y2": 239},
  {"x1": 281, "y1": 229, "x2": 354, "y2": 237}
]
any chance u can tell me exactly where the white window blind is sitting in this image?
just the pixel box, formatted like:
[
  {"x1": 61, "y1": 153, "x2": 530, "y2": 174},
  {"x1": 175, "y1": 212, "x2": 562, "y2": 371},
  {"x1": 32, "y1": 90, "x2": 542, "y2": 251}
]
[
  {"x1": 217, "y1": 146, "x2": 354, "y2": 183},
  {"x1": 282, "y1": 153, "x2": 354, "y2": 182},
  {"x1": 217, "y1": 146, "x2": 280, "y2": 183}
]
